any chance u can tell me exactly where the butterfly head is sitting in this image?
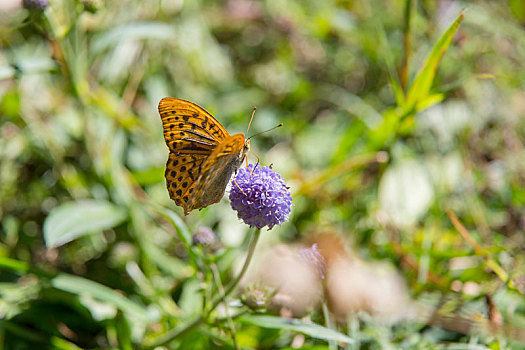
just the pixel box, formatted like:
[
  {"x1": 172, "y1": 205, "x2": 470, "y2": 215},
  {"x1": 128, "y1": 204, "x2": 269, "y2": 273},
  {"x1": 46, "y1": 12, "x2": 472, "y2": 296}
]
[{"x1": 240, "y1": 138, "x2": 250, "y2": 163}]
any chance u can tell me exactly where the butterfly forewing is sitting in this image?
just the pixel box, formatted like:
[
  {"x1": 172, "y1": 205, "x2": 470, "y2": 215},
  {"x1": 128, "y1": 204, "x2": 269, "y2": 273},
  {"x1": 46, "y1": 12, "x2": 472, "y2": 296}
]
[
  {"x1": 159, "y1": 97, "x2": 248, "y2": 214},
  {"x1": 158, "y1": 98, "x2": 229, "y2": 155}
]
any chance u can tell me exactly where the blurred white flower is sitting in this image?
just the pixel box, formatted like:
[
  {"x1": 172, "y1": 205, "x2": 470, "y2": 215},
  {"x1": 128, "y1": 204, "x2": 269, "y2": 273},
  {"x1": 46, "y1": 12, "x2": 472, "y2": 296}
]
[
  {"x1": 247, "y1": 244, "x2": 323, "y2": 317},
  {"x1": 326, "y1": 258, "x2": 410, "y2": 324}
]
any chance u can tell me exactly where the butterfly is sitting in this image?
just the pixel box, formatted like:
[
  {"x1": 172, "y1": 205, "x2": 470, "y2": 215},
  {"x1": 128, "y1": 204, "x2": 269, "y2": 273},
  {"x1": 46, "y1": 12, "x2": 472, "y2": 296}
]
[{"x1": 158, "y1": 97, "x2": 250, "y2": 215}]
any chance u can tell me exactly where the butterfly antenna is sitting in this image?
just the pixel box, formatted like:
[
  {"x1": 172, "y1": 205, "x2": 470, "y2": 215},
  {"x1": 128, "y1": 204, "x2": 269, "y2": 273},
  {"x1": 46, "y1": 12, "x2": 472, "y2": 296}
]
[
  {"x1": 247, "y1": 123, "x2": 283, "y2": 140},
  {"x1": 246, "y1": 107, "x2": 257, "y2": 136}
]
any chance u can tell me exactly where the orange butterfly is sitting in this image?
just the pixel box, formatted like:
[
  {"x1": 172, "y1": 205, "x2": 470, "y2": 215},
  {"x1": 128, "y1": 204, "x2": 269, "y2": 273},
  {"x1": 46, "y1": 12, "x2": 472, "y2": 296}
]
[{"x1": 158, "y1": 98, "x2": 250, "y2": 215}]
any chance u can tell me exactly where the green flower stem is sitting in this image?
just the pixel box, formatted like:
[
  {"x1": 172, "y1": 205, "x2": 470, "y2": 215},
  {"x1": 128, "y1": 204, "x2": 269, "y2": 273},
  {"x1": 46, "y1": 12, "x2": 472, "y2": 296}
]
[
  {"x1": 213, "y1": 309, "x2": 249, "y2": 324},
  {"x1": 210, "y1": 263, "x2": 238, "y2": 348},
  {"x1": 209, "y1": 228, "x2": 261, "y2": 312},
  {"x1": 145, "y1": 228, "x2": 261, "y2": 348},
  {"x1": 322, "y1": 302, "x2": 336, "y2": 350}
]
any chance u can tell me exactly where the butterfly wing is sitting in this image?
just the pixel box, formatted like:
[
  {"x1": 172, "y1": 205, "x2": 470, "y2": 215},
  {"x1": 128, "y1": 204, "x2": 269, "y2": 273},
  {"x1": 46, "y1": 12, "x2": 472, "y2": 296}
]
[
  {"x1": 159, "y1": 98, "x2": 246, "y2": 214},
  {"x1": 164, "y1": 152, "x2": 207, "y2": 208},
  {"x1": 158, "y1": 97, "x2": 229, "y2": 155},
  {"x1": 185, "y1": 134, "x2": 246, "y2": 214}
]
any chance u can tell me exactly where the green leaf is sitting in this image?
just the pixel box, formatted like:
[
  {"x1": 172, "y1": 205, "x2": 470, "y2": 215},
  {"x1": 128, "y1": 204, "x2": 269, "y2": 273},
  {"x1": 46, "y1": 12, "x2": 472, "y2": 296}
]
[
  {"x1": 240, "y1": 315, "x2": 354, "y2": 344},
  {"x1": 405, "y1": 13, "x2": 464, "y2": 112},
  {"x1": 142, "y1": 242, "x2": 194, "y2": 279},
  {"x1": 509, "y1": 0, "x2": 525, "y2": 21},
  {"x1": 91, "y1": 22, "x2": 177, "y2": 55},
  {"x1": 51, "y1": 336, "x2": 84, "y2": 350},
  {"x1": 51, "y1": 274, "x2": 152, "y2": 323},
  {"x1": 43, "y1": 200, "x2": 127, "y2": 248},
  {"x1": 2, "y1": 321, "x2": 83, "y2": 349},
  {"x1": 0, "y1": 257, "x2": 29, "y2": 273},
  {"x1": 391, "y1": 78, "x2": 406, "y2": 107},
  {"x1": 414, "y1": 93, "x2": 445, "y2": 111},
  {"x1": 153, "y1": 205, "x2": 192, "y2": 245},
  {"x1": 115, "y1": 313, "x2": 134, "y2": 350},
  {"x1": 131, "y1": 167, "x2": 164, "y2": 186}
]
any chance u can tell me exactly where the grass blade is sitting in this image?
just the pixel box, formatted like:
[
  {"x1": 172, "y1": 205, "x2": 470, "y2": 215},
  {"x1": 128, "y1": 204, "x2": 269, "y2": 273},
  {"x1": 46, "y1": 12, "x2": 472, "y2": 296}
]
[
  {"x1": 405, "y1": 12, "x2": 464, "y2": 112},
  {"x1": 51, "y1": 274, "x2": 152, "y2": 323},
  {"x1": 241, "y1": 315, "x2": 354, "y2": 344}
]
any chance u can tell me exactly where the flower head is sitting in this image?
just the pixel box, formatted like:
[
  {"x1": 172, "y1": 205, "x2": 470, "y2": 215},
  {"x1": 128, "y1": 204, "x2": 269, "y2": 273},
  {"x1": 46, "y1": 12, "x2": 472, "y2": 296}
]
[
  {"x1": 229, "y1": 164, "x2": 292, "y2": 230},
  {"x1": 241, "y1": 285, "x2": 272, "y2": 311},
  {"x1": 299, "y1": 243, "x2": 327, "y2": 280},
  {"x1": 23, "y1": 0, "x2": 47, "y2": 11},
  {"x1": 192, "y1": 226, "x2": 218, "y2": 250}
]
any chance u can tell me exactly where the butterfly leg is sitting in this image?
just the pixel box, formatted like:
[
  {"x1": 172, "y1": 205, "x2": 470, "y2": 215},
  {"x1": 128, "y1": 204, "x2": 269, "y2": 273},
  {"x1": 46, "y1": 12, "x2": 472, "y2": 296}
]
[
  {"x1": 245, "y1": 149, "x2": 261, "y2": 176},
  {"x1": 248, "y1": 149, "x2": 261, "y2": 165},
  {"x1": 245, "y1": 154, "x2": 254, "y2": 176},
  {"x1": 233, "y1": 179, "x2": 249, "y2": 198}
]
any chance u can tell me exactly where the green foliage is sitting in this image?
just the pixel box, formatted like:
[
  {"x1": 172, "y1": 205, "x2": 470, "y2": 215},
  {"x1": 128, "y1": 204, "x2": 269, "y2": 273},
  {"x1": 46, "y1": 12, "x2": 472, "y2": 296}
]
[
  {"x1": 1, "y1": 0, "x2": 525, "y2": 348},
  {"x1": 44, "y1": 200, "x2": 127, "y2": 248},
  {"x1": 240, "y1": 315, "x2": 354, "y2": 344}
]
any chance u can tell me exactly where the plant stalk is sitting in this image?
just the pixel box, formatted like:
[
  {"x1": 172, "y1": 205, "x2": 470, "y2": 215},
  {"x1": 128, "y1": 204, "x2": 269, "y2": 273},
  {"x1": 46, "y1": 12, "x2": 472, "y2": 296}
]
[{"x1": 144, "y1": 228, "x2": 262, "y2": 348}]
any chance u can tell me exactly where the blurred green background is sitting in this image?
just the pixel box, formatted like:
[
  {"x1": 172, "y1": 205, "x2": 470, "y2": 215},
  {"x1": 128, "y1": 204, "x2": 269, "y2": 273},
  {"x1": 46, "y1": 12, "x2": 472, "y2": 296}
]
[{"x1": 1, "y1": 0, "x2": 525, "y2": 348}]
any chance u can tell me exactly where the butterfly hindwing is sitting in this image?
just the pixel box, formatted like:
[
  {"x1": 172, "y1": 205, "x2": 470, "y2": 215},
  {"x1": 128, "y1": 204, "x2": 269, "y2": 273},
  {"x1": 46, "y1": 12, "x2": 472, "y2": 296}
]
[
  {"x1": 185, "y1": 134, "x2": 246, "y2": 214},
  {"x1": 165, "y1": 152, "x2": 207, "y2": 208},
  {"x1": 158, "y1": 98, "x2": 229, "y2": 155}
]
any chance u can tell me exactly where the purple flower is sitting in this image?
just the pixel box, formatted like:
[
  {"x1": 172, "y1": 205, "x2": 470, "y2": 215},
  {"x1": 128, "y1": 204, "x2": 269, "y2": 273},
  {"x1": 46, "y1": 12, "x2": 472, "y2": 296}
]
[
  {"x1": 23, "y1": 0, "x2": 47, "y2": 11},
  {"x1": 192, "y1": 226, "x2": 218, "y2": 249},
  {"x1": 299, "y1": 243, "x2": 326, "y2": 280},
  {"x1": 229, "y1": 164, "x2": 292, "y2": 230}
]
